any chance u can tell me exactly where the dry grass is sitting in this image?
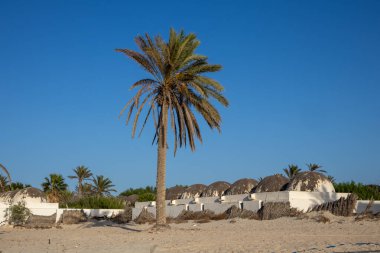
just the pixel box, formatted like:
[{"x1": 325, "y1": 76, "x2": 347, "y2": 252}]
[
  {"x1": 111, "y1": 206, "x2": 132, "y2": 224},
  {"x1": 134, "y1": 209, "x2": 156, "y2": 224},
  {"x1": 258, "y1": 202, "x2": 301, "y2": 220},
  {"x1": 61, "y1": 210, "x2": 87, "y2": 224},
  {"x1": 311, "y1": 193, "x2": 357, "y2": 216}
]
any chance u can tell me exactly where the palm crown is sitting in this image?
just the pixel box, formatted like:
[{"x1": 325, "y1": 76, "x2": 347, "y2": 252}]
[
  {"x1": 91, "y1": 175, "x2": 116, "y2": 196},
  {"x1": 283, "y1": 164, "x2": 301, "y2": 179},
  {"x1": 68, "y1": 166, "x2": 93, "y2": 196},
  {"x1": 0, "y1": 163, "x2": 11, "y2": 191},
  {"x1": 306, "y1": 163, "x2": 326, "y2": 173},
  {"x1": 116, "y1": 29, "x2": 228, "y2": 153},
  {"x1": 42, "y1": 173, "x2": 68, "y2": 202}
]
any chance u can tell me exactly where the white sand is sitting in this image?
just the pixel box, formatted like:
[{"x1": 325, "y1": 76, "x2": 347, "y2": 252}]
[{"x1": 1, "y1": 214, "x2": 379, "y2": 253}]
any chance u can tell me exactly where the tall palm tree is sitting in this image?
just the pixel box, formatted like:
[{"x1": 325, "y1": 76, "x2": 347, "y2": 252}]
[
  {"x1": 283, "y1": 164, "x2": 301, "y2": 179},
  {"x1": 0, "y1": 163, "x2": 11, "y2": 191},
  {"x1": 41, "y1": 174, "x2": 68, "y2": 202},
  {"x1": 68, "y1": 166, "x2": 93, "y2": 197},
  {"x1": 91, "y1": 175, "x2": 116, "y2": 196},
  {"x1": 306, "y1": 163, "x2": 326, "y2": 173},
  {"x1": 116, "y1": 29, "x2": 228, "y2": 226}
]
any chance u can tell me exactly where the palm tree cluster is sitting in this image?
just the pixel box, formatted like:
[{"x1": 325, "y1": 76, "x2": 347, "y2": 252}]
[
  {"x1": 282, "y1": 163, "x2": 328, "y2": 179},
  {"x1": 0, "y1": 163, "x2": 32, "y2": 193},
  {"x1": 41, "y1": 165, "x2": 116, "y2": 203}
]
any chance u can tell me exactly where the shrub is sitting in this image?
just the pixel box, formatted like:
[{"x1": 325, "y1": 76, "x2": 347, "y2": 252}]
[
  {"x1": 119, "y1": 186, "x2": 156, "y2": 202},
  {"x1": 61, "y1": 196, "x2": 124, "y2": 209},
  {"x1": 138, "y1": 192, "x2": 156, "y2": 202},
  {"x1": 334, "y1": 181, "x2": 380, "y2": 200},
  {"x1": 119, "y1": 186, "x2": 156, "y2": 196},
  {"x1": 7, "y1": 201, "x2": 31, "y2": 226}
]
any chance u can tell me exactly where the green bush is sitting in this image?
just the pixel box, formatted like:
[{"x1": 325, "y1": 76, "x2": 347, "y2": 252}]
[
  {"x1": 61, "y1": 196, "x2": 125, "y2": 209},
  {"x1": 119, "y1": 186, "x2": 156, "y2": 197},
  {"x1": 119, "y1": 186, "x2": 156, "y2": 202},
  {"x1": 138, "y1": 192, "x2": 156, "y2": 202},
  {"x1": 7, "y1": 201, "x2": 31, "y2": 225},
  {"x1": 334, "y1": 181, "x2": 380, "y2": 200}
]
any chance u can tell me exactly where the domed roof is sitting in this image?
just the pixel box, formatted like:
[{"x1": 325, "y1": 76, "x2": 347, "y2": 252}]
[
  {"x1": 180, "y1": 184, "x2": 207, "y2": 199},
  {"x1": 252, "y1": 174, "x2": 289, "y2": 193},
  {"x1": 286, "y1": 171, "x2": 335, "y2": 192},
  {"x1": 166, "y1": 185, "x2": 186, "y2": 200},
  {"x1": 224, "y1": 178, "x2": 258, "y2": 195},
  {"x1": 0, "y1": 187, "x2": 47, "y2": 205},
  {"x1": 201, "y1": 181, "x2": 231, "y2": 197}
]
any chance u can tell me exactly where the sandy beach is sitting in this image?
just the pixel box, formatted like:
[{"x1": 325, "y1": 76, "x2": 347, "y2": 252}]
[{"x1": 1, "y1": 213, "x2": 379, "y2": 253}]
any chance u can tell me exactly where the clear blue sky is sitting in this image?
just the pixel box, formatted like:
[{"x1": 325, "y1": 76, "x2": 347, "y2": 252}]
[{"x1": 1, "y1": 0, "x2": 379, "y2": 193}]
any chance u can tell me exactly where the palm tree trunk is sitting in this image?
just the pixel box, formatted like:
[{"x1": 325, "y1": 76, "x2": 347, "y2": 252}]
[
  {"x1": 78, "y1": 181, "x2": 82, "y2": 198},
  {"x1": 156, "y1": 103, "x2": 168, "y2": 226}
]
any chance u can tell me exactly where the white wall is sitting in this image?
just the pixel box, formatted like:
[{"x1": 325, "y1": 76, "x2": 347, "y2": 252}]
[
  {"x1": 355, "y1": 200, "x2": 380, "y2": 214},
  {"x1": 251, "y1": 191, "x2": 350, "y2": 212}
]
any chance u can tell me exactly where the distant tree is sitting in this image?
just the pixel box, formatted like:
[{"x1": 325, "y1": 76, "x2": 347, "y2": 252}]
[
  {"x1": 119, "y1": 186, "x2": 156, "y2": 197},
  {"x1": 91, "y1": 175, "x2": 116, "y2": 196},
  {"x1": 68, "y1": 166, "x2": 93, "y2": 197},
  {"x1": 327, "y1": 175, "x2": 336, "y2": 183},
  {"x1": 0, "y1": 176, "x2": 30, "y2": 192},
  {"x1": 283, "y1": 164, "x2": 301, "y2": 179},
  {"x1": 9, "y1": 182, "x2": 31, "y2": 191},
  {"x1": 0, "y1": 175, "x2": 9, "y2": 192},
  {"x1": 41, "y1": 174, "x2": 68, "y2": 202},
  {"x1": 81, "y1": 182, "x2": 94, "y2": 196},
  {"x1": 59, "y1": 190, "x2": 74, "y2": 208},
  {"x1": 0, "y1": 163, "x2": 11, "y2": 191},
  {"x1": 306, "y1": 163, "x2": 326, "y2": 173}
]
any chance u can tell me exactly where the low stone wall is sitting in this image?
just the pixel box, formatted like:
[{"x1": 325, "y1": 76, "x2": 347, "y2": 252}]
[{"x1": 131, "y1": 196, "x2": 262, "y2": 220}]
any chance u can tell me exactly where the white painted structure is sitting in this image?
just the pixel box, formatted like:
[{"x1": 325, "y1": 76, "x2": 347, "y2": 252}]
[
  {"x1": 250, "y1": 191, "x2": 350, "y2": 212},
  {"x1": 132, "y1": 194, "x2": 263, "y2": 220},
  {"x1": 132, "y1": 191, "x2": 380, "y2": 219},
  {"x1": 2, "y1": 189, "x2": 380, "y2": 225},
  {"x1": 355, "y1": 200, "x2": 380, "y2": 213}
]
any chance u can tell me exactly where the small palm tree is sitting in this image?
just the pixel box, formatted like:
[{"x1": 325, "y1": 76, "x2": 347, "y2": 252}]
[
  {"x1": 91, "y1": 175, "x2": 116, "y2": 196},
  {"x1": 0, "y1": 175, "x2": 9, "y2": 192},
  {"x1": 81, "y1": 182, "x2": 94, "y2": 196},
  {"x1": 10, "y1": 182, "x2": 31, "y2": 191},
  {"x1": 306, "y1": 163, "x2": 326, "y2": 173},
  {"x1": 41, "y1": 174, "x2": 68, "y2": 202},
  {"x1": 68, "y1": 166, "x2": 93, "y2": 197},
  {"x1": 116, "y1": 28, "x2": 228, "y2": 226},
  {"x1": 327, "y1": 175, "x2": 336, "y2": 183},
  {"x1": 0, "y1": 163, "x2": 11, "y2": 191},
  {"x1": 283, "y1": 164, "x2": 301, "y2": 179}
]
